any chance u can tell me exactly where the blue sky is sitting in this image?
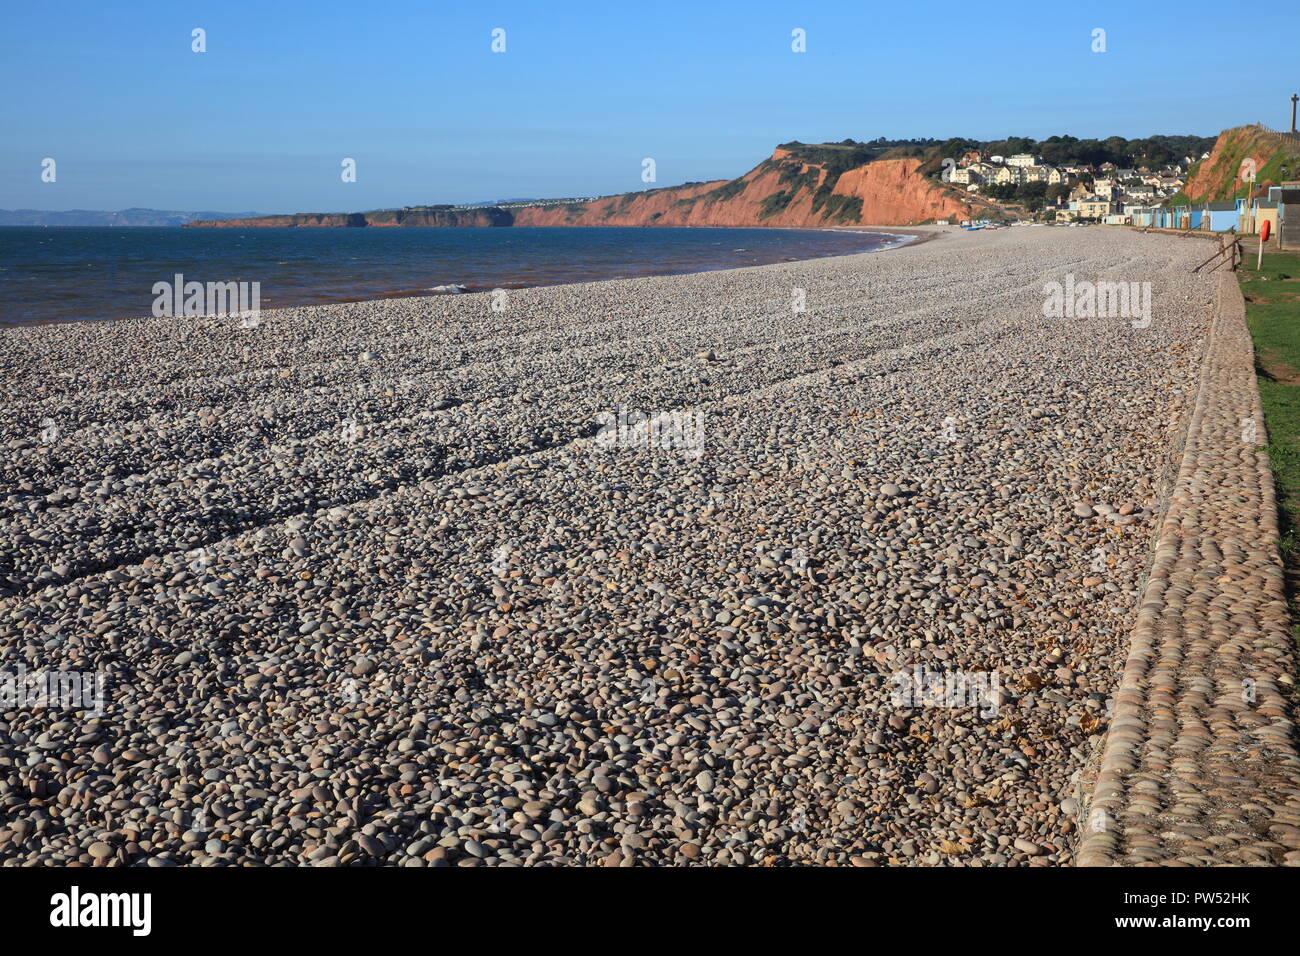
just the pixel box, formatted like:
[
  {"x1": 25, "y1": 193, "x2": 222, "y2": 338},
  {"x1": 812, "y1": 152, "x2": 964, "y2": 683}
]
[{"x1": 2, "y1": 0, "x2": 1294, "y2": 212}]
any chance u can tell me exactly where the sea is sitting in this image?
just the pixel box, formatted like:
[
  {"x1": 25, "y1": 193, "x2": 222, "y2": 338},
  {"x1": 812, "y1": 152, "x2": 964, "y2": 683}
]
[{"x1": 0, "y1": 225, "x2": 913, "y2": 326}]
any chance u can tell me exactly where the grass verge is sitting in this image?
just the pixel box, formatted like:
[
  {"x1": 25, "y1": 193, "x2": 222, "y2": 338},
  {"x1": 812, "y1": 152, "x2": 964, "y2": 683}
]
[{"x1": 1238, "y1": 248, "x2": 1300, "y2": 585}]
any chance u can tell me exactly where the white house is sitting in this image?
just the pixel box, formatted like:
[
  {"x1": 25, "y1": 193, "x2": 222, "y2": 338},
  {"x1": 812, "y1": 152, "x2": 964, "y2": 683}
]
[{"x1": 947, "y1": 167, "x2": 982, "y2": 185}]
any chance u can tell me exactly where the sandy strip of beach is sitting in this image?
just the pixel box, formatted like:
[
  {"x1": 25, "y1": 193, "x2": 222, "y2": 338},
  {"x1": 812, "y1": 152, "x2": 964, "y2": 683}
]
[{"x1": 0, "y1": 227, "x2": 1216, "y2": 866}]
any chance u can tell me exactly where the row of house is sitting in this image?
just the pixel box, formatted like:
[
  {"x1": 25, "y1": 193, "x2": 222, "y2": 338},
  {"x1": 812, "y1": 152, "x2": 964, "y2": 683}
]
[
  {"x1": 945, "y1": 150, "x2": 1187, "y2": 202},
  {"x1": 947, "y1": 163, "x2": 1075, "y2": 186},
  {"x1": 1096, "y1": 185, "x2": 1300, "y2": 248}
]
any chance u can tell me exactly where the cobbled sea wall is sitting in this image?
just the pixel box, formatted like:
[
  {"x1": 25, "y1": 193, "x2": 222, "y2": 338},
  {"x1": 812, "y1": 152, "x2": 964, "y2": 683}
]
[{"x1": 1076, "y1": 272, "x2": 1300, "y2": 866}]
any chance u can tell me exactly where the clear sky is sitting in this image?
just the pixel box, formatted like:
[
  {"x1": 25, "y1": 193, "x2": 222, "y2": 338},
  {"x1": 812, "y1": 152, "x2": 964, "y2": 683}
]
[{"x1": 2, "y1": 0, "x2": 1294, "y2": 213}]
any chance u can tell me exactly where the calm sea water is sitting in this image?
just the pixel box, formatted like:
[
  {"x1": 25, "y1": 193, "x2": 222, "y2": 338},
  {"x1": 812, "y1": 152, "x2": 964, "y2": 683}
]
[{"x1": 0, "y1": 225, "x2": 910, "y2": 326}]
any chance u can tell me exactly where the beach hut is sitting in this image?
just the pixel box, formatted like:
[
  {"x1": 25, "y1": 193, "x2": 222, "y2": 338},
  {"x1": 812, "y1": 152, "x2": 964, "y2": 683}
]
[
  {"x1": 1203, "y1": 202, "x2": 1238, "y2": 232},
  {"x1": 1235, "y1": 194, "x2": 1272, "y2": 234},
  {"x1": 1277, "y1": 184, "x2": 1300, "y2": 250},
  {"x1": 1255, "y1": 200, "x2": 1279, "y2": 239}
]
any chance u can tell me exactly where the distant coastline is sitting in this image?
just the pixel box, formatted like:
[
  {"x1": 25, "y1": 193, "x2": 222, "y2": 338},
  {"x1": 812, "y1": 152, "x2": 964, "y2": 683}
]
[{"x1": 0, "y1": 208, "x2": 259, "y2": 227}]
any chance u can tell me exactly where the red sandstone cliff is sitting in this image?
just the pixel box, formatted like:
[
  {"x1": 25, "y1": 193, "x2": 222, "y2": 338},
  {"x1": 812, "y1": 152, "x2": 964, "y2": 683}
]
[
  {"x1": 192, "y1": 212, "x2": 368, "y2": 228},
  {"x1": 188, "y1": 142, "x2": 988, "y2": 230},
  {"x1": 515, "y1": 152, "x2": 977, "y2": 228},
  {"x1": 187, "y1": 208, "x2": 510, "y2": 228},
  {"x1": 833, "y1": 161, "x2": 979, "y2": 223},
  {"x1": 1183, "y1": 124, "x2": 1300, "y2": 202}
]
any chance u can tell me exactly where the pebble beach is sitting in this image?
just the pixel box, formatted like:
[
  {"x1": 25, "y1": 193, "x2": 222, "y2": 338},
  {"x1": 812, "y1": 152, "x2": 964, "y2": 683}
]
[{"x1": 0, "y1": 226, "x2": 1221, "y2": 866}]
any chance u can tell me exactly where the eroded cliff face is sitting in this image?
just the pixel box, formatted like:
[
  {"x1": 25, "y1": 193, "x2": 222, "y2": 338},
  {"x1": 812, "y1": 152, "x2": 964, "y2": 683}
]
[
  {"x1": 516, "y1": 151, "x2": 977, "y2": 227},
  {"x1": 833, "y1": 161, "x2": 977, "y2": 224},
  {"x1": 1184, "y1": 125, "x2": 1300, "y2": 202},
  {"x1": 365, "y1": 208, "x2": 512, "y2": 227},
  {"x1": 188, "y1": 213, "x2": 368, "y2": 227},
  {"x1": 188, "y1": 143, "x2": 984, "y2": 229},
  {"x1": 186, "y1": 208, "x2": 510, "y2": 228}
]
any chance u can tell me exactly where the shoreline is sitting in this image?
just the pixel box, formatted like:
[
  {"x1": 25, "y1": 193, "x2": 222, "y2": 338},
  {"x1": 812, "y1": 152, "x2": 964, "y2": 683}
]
[
  {"x1": 2, "y1": 224, "x2": 920, "y2": 328},
  {"x1": 0, "y1": 228, "x2": 1220, "y2": 866}
]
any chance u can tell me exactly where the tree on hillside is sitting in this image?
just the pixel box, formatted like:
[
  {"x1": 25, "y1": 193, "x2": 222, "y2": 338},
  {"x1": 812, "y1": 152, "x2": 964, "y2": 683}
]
[
  {"x1": 1017, "y1": 182, "x2": 1049, "y2": 210},
  {"x1": 940, "y1": 137, "x2": 974, "y2": 158},
  {"x1": 1038, "y1": 136, "x2": 1080, "y2": 165},
  {"x1": 1073, "y1": 139, "x2": 1109, "y2": 165}
]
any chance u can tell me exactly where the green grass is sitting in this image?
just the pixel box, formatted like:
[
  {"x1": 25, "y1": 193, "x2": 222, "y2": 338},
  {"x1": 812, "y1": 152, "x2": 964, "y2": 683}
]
[
  {"x1": 1250, "y1": 150, "x2": 1300, "y2": 197},
  {"x1": 777, "y1": 164, "x2": 819, "y2": 193},
  {"x1": 702, "y1": 178, "x2": 748, "y2": 203},
  {"x1": 758, "y1": 190, "x2": 796, "y2": 219},
  {"x1": 1239, "y1": 250, "x2": 1300, "y2": 587},
  {"x1": 816, "y1": 193, "x2": 863, "y2": 223}
]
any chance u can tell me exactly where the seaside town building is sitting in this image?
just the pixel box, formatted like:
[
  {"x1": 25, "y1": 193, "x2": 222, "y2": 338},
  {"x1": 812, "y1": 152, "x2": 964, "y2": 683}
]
[
  {"x1": 946, "y1": 167, "x2": 982, "y2": 185},
  {"x1": 946, "y1": 145, "x2": 1189, "y2": 218},
  {"x1": 1075, "y1": 198, "x2": 1116, "y2": 219}
]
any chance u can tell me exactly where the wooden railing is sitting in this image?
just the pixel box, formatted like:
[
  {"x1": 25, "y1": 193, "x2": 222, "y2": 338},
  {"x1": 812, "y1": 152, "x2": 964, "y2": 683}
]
[
  {"x1": 1255, "y1": 124, "x2": 1300, "y2": 153},
  {"x1": 1192, "y1": 234, "x2": 1244, "y2": 273}
]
